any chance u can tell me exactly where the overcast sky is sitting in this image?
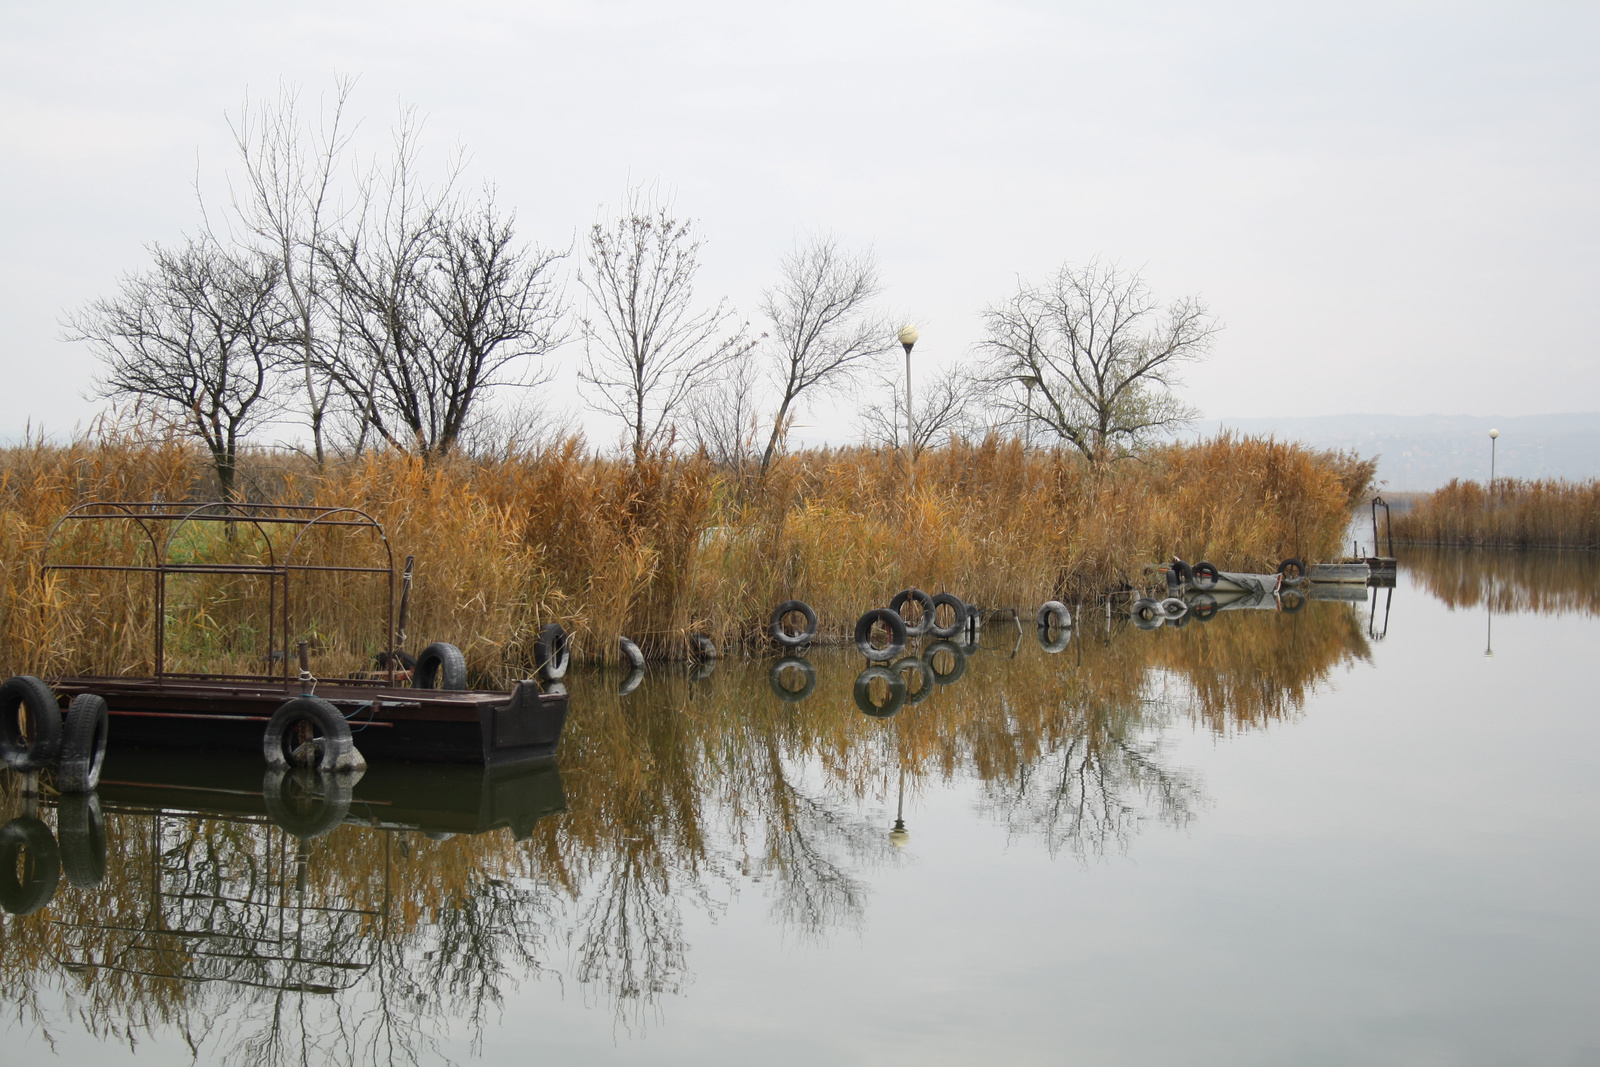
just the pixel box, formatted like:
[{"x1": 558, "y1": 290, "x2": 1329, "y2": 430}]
[{"x1": 3, "y1": 0, "x2": 1595, "y2": 446}]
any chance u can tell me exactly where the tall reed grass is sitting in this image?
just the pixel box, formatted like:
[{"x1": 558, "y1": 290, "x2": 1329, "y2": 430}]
[
  {"x1": 0, "y1": 428, "x2": 1372, "y2": 677},
  {"x1": 1390, "y1": 478, "x2": 1600, "y2": 549}
]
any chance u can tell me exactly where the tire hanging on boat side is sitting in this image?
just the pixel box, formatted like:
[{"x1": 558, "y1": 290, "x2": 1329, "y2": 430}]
[{"x1": 414, "y1": 642, "x2": 468, "y2": 690}]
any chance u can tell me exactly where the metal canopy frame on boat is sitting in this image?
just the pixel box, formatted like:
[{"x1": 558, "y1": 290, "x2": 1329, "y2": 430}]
[{"x1": 40, "y1": 500, "x2": 400, "y2": 687}]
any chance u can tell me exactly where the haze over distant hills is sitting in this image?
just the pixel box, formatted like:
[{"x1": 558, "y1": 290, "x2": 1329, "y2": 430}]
[{"x1": 1208, "y1": 414, "x2": 1600, "y2": 491}]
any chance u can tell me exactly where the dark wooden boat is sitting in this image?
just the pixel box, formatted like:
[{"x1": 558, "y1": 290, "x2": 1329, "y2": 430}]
[{"x1": 33, "y1": 501, "x2": 567, "y2": 768}]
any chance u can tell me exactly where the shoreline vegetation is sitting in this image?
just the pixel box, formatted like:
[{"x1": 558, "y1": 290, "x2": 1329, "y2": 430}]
[
  {"x1": 0, "y1": 429, "x2": 1374, "y2": 680},
  {"x1": 1390, "y1": 478, "x2": 1600, "y2": 550}
]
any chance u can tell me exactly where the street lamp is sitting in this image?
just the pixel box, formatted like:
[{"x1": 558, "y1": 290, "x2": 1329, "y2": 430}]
[
  {"x1": 1019, "y1": 375, "x2": 1041, "y2": 449},
  {"x1": 1488, "y1": 428, "x2": 1499, "y2": 493},
  {"x1": 898, "y1": 324, "x2": 919, "y2": 491}
]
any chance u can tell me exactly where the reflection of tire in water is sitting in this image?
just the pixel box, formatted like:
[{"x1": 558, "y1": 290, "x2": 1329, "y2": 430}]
[
  {"x1": 1131, "y1": 598, "x2": 1164, "y2": 630},
  {"x1": 891, "y1": 655, "x2": 935, "y2": 705},
  {"x1": 57, "y1": 793, "x2": 106, "y2": 889},
  {"x1": 853, "y1": 666, "x2": 907, "y2": 718},
  {"x1": 0, "y1": 816, "x2": 60, "y2": 915},
  {"x1": 1279, "y1": 588, "x2": 1306, "y2": 614},
  {"x1": 1191, "y1": 593, "x2": 1219, "y2": 622},
  {"x1": 1159, "y1": 597, "x2": 1188, "y2": 619},
  {"x1": 263, "y1": 769, "x2": 353, "y2": 840},
  {"x1": 769, "y1": 656, "x2": 817, "y2": 703},
  {"x1": 619, "y1": 667, "x2": 645, "y2": 696},
  {"x1": 1037, "y1": 624, "x2": 1072, "y2": 653},
  {"x1": 690, "y1": 657, "x2": 718, "y2": 682},
  {"x1": 923, "y1": 640, "x2": 967, "y2": 685}
]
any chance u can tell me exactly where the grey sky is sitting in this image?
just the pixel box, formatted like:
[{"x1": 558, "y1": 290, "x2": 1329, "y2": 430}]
[{"x1": 3, "y1": 0, "x2": 1596, "y2": 446}]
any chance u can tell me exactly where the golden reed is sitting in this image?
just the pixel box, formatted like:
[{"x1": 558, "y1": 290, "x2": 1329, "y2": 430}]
[
  {"x1": 1391, "y1": 478, "x2": 1600, "y2": 550},
  {"x1": 0, "y1": 428, "x2": 1373, "y2": 677}
]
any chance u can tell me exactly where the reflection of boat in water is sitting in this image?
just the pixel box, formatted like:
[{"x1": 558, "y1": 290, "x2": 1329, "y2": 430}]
[
  {"x1": 0, "y1": 755, "x2": 565, "y2": 918},
  {"x1": 95, "y1": 749, "x2": 566, "y2": 840}
]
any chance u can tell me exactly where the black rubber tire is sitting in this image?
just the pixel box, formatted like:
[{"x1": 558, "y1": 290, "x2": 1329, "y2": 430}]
[
  {"x1": 689, "y1": 633, "x2": 719, "y2": 662},
  {"x1": 854, "y1": 609, "x2": 908, "y2": 663},
  {"x1": 56, "y1": 693, "x2": 109, "y2": 793},
  {"x1": 892, "y1": 656, "x2": 936, "y2": 705},
  {"x1": 1277, "y1": 558, "x2": 1307, "y2": 583},
  {"x1": 852, "y1": 666, "x2": 907, "y2": 718},
  {"x1": 0, "y1": 675, "x2": 62, "y2": 773},
  {"x1": 1036, "y1": 601, "x2": 1072, "y2": 629},
  {"x1": 1280, "y1": 588, "x2": 1307, "y2": 614},
  {"x1": 769, "y1": 600, "x2": 819, "y2": 647},
  {"x1": 414, "y1": 642, "x2": 468, "y2": 690},
  {"x1": 923, "y1": 640, "x2": 967, "y2": 685},
  {"x1": 1194, "y1": 562, "x2": 1219, "y2": 589},
  {"x1": 57, "y1": 793, "x2": 106, "y2": 889},
  {"x1": 1191, "y1": 593, "x2": 1220, "y2": 622},
  {"x1": 262, "y1": 769, "x2": 353, "y2": 840},
  {"x1": 1038, "y1": 625, "x2": 1072, "y2": 654},
  {"x1": 1171, "y1": 559, "x2": 1198, "y2": 586},
  {"x1": 1131, "y1": 597, "x2": 1162, "y2": 622},
  {"x1": 535, "y1": 624, "x2": 570, "y2": 681},
  {"x1": 1160, "y1": 597, "x2": 1189, "y2": 619},
  {"x1": 0, "y1": 817, "x2": 60, "y2": 915},
  {"x1": 619, "y1": 667, "x2": 645, "y2": 696},
  {"x1": 619, "y1": 636, "x2": 646, "y2": 669},
  {"x1": 263, "y1": 696, "x2": 364, "y2": 774},
  {"x1": 888, "y1": 589, "x2": 935, "y2": 637},
  {"x1": 926, "y1": 593, "x2": 969, "y2": 639},
  {"x1": 769, "y1": 656, "x2": 817, "y2": 703}
]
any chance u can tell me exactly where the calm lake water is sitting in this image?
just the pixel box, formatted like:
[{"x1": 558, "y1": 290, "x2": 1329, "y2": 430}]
[{"x1": 3, "y1": 550, "x2": 1597, "y2": 1066}]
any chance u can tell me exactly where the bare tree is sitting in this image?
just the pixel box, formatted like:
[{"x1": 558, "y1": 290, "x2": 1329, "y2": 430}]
[
  {"x1": 579, "y1": 193, "x2": 751, "y2": 460},
  {"x1": 68, "y1": 235, "x2": 291, "y2": 499},
  {"x1": 859, "y1": 363, "x2": 985, "y2": 456},
  {"x1": 687, "y1": 350, "x2": 764, "y2": 481},
  {"x1": 758, "y1": 236, "x2": 890, "y2": 473},
  {"x1": 978, "y1": 260, "x2": 1217, "y2": 462},
  {"x1": 323, "y1": 116, "x2": 565, "y2": 459},
  {"x1": 228, "y1": 77, "x2": 360, "y2": 466}
]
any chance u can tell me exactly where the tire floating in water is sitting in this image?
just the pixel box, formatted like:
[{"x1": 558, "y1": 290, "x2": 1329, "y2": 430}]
[
  {"x1": 854, "y1": 609, "x2": 908, "y2": 663},
  {"x1": 619, "y1": 636, "x2": 646, "y2": 670},
  {"x1": 263, "y1": 695, "x2": 365, "y2": 775},
  {"x1": 888, "y1": 589, "x2": 935, "y2": 637},
  {"x1": 926, "y1": 593, "x2": 968, "y2": 639},
  {"x1": 1036, "y1": 601, "x2": 1072, "y2": 629},
  {"x1": 769, "y1": 600, "x2": 819, "y2": 648},
  {"x1": 0, "y1": 675, "x2": 62, "y2": 773},
  {"x1": 56, "y1": 693, "x2": 109, "y2": 793},
  {"x1": 535, "y1": 624, "x2": 570, "y2": 681}
]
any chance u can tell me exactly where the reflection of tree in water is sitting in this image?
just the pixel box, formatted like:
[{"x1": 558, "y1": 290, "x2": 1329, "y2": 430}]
[
  {"x1": 0, "y1": 597, "x2": 1375, "y2": 1053},
  {"x1": 1402, "y1": 546, "x2": 1600, "y2": 617},
  {"x1": 980, "y1": 700, "x2": 1202, "y2": 859}
]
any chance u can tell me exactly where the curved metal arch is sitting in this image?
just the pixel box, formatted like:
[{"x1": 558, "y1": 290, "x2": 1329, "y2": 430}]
[
  {"x1": 159, "y1": 501, "x2": 281, "y2": 570},
  {"x1": 282, "y1": 506, "x2": 392, "y2": 573},
  {"x1": 40, "y1": 501, "x2": 162, "y2": 572}
]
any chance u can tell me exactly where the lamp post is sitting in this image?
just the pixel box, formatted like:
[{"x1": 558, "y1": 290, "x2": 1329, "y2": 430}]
[
  {"x1": 898, "y1": 324, "x2": 919, "y2": 492},
  {"x1": 1488, "y1": 428, "x2": 1499, "y2": 494},
  {"x1": 1019, "y1": 375, "x2": 1041, "y2": 449}
]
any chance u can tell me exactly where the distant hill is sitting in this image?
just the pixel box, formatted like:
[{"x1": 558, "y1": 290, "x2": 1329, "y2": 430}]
[{"x1": 1207, "y1": 413, "x2": 1600, "y2": 491}]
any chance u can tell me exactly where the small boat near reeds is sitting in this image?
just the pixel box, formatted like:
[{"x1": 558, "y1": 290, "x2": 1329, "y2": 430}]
[{"x1": 11, "y1": 501, "x2": 566, "y2": 773}]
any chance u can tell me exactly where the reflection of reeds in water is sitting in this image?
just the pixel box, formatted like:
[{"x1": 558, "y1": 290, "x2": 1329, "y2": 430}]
[
  {"x1": 0, "y1": 598, "x2": 1369, "y2": 1048},
  {"x1": 1, "y1": 429, "x2": 1371, "y2": 680},
  {"x1": 1392, "y1": 478, "x2": 1600, "y2": 549},
  {"x1": 1402, "y1": 546, "x2": 1600, "y2": 617}
]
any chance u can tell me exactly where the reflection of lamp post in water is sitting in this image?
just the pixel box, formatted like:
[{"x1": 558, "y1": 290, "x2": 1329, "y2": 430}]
[{"x1": 889, "y1": 766, "x2": 909, "y2": 847}]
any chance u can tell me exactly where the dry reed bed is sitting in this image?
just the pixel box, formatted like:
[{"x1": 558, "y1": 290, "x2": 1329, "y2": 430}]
[
  {"x1": 0, "y1": 431, "x2": 1372, "y2": 678},
  {"x1": 1391, "y1": 478, "x2": 1600, "y2": 549}
]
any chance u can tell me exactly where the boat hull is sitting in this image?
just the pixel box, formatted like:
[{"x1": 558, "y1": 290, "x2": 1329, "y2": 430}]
[{"x1": 47, "y1": 677, "x2": 567, "y2": 767}]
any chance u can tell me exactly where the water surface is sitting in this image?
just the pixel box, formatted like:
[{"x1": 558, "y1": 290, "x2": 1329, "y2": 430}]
[{"x1": 2, "y1": 551, "x2": 1596, "y2": 1065}]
